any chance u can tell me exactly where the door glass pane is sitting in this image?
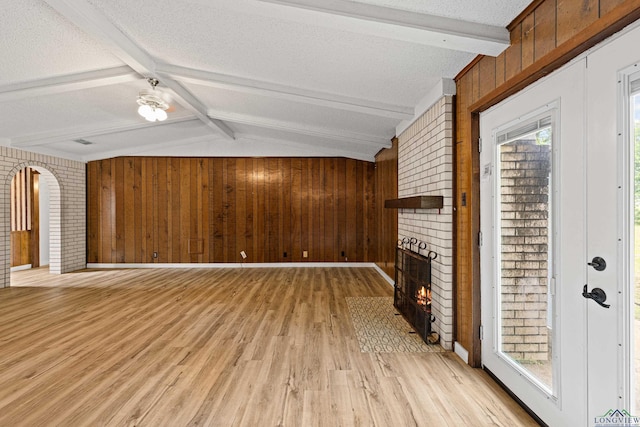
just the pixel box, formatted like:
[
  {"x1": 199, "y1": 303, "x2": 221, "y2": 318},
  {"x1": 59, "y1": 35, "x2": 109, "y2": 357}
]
[
  {"x1": 498, "y1": 123, "x2": 553, "y2": 391},
  {"x1": 632, "y1": 92, "x2": 640, "y2": 412}
]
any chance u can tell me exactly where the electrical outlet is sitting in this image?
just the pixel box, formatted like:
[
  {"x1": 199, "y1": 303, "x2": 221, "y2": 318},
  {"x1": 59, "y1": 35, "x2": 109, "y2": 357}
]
[
  {"x1": 153, "y1": 252, "x2": 158, "y2": 258},
  {"x1": 303, "y1": 250, "x2": 308, "y2": 258},
  {"x1": 283, "y1": 252, "x2": 287, "y2": 258},
  {"x1": 240, "y1": 251, "x2": 247, "y2": 259},
  {"x1": 341, "y1": 251, "x2": 345, "y2": 257}
]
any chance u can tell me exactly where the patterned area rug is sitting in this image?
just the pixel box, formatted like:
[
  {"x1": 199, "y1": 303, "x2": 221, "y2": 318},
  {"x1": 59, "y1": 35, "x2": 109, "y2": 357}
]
[{"x1": 346, "y1": 297, "x2": 445, "y2": 353}]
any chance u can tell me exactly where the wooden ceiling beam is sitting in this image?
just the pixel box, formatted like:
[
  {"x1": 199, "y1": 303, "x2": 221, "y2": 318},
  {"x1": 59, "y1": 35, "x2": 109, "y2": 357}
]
[
  {"x1": 0, "y1": 67, "x2": 139, "y2": 102},
  {"x1": 157, "y1": 63, "x2": 414, "y2": 120},
  {"x1": 257, "y1": 0, "x2": 510, "y2": 55}
]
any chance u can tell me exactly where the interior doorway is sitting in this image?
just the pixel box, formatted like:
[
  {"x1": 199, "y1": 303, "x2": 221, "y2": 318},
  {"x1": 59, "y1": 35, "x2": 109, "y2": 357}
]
[
  {"x1": 10, "y1": 167, "x2": 49, "y2": 271},
  {"x1": 5, "y1": 163, "x2": 61, "y2": 286}
]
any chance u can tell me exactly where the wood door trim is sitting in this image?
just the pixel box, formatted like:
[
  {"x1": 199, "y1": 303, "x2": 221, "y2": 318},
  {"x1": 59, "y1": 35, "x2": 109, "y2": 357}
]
[
  {"x1": 31, "y1": 171, "x2": 39, "y2": 268},
  {"x1": 470, "y1": 2, "x2": 640, "y2": 114}
]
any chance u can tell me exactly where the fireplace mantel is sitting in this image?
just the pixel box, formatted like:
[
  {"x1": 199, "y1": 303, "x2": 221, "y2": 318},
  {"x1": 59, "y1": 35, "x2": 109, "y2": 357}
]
[{"x1": 384, "y1": 196, "x2": 443, "y2": 209}]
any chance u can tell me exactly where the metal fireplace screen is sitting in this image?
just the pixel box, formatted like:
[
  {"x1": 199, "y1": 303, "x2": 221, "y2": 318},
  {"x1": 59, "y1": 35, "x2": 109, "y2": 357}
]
[{"x1": 393, "y1": 238, "x2": 437, "y2": 344}]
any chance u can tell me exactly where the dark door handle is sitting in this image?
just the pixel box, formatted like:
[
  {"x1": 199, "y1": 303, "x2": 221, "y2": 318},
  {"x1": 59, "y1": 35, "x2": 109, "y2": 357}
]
[
  {"x1": 582, "y1": 284, "x2": 610, "y2": 308},
  {"x1": 588, "y1": 256, "x2": 606, "y2": 271}
]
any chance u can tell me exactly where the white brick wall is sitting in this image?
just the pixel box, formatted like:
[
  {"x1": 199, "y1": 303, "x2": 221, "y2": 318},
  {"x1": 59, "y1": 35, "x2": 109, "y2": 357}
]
[
  {"x1": 397, "y1": 96, "x2": 454, "y2": 349},
  {"x1": 0, "y1": 147, "x2": 86, "y2": 287}
]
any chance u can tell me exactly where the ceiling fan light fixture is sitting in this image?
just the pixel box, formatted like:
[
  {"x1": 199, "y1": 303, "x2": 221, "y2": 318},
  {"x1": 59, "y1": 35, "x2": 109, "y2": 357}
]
[
  {"x1": 137, "y1": 78, "x2": 169, "y2": 122},
  {"x1": 137, "y1": 104, "x2": 153, "y2": 117},
  {"x1": 155, "y1": 109, "x2": 167, "y2": 121},
  {"x1": 143, "y1": 112, "x2": 157, "y2": 122}
]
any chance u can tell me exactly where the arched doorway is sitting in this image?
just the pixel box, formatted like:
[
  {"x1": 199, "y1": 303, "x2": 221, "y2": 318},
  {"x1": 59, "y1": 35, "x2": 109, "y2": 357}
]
[{"x1": 3, "y1": 163, "x2": 62, "y2": 287}]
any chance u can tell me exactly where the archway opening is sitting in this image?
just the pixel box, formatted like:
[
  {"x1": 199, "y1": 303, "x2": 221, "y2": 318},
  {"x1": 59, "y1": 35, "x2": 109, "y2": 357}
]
[{"x1": 5, "y1": 165, "x2": 62, "y2": 287}]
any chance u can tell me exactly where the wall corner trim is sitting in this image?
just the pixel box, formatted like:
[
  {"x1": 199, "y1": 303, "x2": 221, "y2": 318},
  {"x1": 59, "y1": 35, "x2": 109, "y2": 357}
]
[
  {"x1": 395, "y1": 78, "x2": 456, "y2": 136},
  {"x1": 454, "y1": 341, "x2": 470, "y2": 364},
  {"x1": 372, "y1": 263, "x2": 395, "y2": 286}
]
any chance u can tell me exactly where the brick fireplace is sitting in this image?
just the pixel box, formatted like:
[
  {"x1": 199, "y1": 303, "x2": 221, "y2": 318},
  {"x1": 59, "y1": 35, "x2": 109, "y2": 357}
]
[{"x1": 397, "y1": 96, "x2": 454, "y2": 350}]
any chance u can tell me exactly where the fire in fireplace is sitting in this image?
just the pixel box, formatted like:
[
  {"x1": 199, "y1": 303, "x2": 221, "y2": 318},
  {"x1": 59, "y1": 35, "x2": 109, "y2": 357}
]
[{"x1": 416, "y1": 286, "x2": 429, "y2": 306}]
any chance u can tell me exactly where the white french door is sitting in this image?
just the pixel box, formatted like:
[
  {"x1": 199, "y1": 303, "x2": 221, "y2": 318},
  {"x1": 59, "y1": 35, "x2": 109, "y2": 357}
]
[
  {"x1": 480, "y1": 23, "x2": 640, "y2": 426},
  {"x1": 584, "y1": 26, "x2": 636, "y2": 422},
  {"x1": 480, "y1": 58, "x2": 589, "y2": 426}
]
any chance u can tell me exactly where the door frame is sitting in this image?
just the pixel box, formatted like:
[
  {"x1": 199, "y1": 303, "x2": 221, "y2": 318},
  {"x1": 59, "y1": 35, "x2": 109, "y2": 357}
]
[
  {"x1": 477, "y1": 21, "x2": 640, "y2": 425},
  {"x1": 461, "y1": 0, "x2": 640, "y2": 372},
  {"x1": 616, "y1": 63, "x2": 640, "y2": 415}
]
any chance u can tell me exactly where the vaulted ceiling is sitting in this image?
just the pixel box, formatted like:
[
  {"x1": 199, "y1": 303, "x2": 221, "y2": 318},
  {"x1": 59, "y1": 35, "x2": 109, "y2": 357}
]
[{"x1": 1, "y1": 0, "x2": 530, "y2": 162}]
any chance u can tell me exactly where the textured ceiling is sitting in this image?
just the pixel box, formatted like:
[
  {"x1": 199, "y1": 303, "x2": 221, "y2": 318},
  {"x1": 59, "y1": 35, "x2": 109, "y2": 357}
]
[
  {"x1": 0, "y1": 0, "x2": 530, "y2": 162},
  {"x1": 1, "y1": 0, "x2": 123, "y2": 84}
]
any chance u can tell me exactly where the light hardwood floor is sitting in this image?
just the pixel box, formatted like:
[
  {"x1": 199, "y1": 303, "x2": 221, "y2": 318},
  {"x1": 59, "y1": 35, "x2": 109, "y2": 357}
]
[{"x1": 0, "y1": 267, "x2": 538, "y2": 426}]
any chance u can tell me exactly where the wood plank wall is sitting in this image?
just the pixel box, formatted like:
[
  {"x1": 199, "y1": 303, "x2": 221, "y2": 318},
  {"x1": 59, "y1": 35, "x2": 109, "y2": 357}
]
[
  {"x1": 87, "y1": 157, "x2": 377, "y2": 264},
  {"x1": 11, "y1": 231, "x2": 31, "y2": 267},
  {"x1": 454, "y1": 0, "x2": 640, "y2": 366},
  {"x1": 374, "y1": 139, "x2": 398, "y2": 278},
  {"x1": 10, "y1": 168, "x2": 40, "y2": 268},
  {"x1": 11, "y1": 168, "x2": 31, "y2": 232}
]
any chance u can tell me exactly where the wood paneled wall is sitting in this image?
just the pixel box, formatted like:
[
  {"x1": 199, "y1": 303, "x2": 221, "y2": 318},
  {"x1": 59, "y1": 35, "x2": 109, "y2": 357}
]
[
  {"x1": 374, "y1": 139, "x2": 398, "y2": 278},
  {"x1": 11, "y1": 168, "x2": 32, "y2": 232},
  {"x1": 455, "y1": 0, "x2": 640, "y2": 366},
  {"x1": 11, "y1": 231, "x2": 31, "y2": 267},
  {"x1": 87, "y1": 157, "x2": 377, "y2": 264},
  {"x1": 10, "y1": 168, "x2": 40, "y2": 268}
]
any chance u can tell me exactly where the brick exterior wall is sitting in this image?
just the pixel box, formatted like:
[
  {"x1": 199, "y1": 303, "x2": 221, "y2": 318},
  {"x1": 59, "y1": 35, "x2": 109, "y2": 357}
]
[
  {"x1": 499, "y1": 139, "x2": 550, "y2": 361},
  {"x1": 0, "y1": 147, "x2": 86, "y2": 287},
  {"x1": 397, "y1": 96, "x2": 454, "y2": 349}
]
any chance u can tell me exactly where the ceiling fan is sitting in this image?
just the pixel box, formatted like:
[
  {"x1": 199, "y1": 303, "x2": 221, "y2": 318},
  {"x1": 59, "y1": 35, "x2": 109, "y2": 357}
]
[{"x1": 136, "y1": 78, "x2": 173, "y2": 122}]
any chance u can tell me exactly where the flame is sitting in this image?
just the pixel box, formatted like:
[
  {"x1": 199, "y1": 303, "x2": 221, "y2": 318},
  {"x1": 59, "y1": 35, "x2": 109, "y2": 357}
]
[{"x1": 417, "y1": 286, "x2": 428, "y2": 306}]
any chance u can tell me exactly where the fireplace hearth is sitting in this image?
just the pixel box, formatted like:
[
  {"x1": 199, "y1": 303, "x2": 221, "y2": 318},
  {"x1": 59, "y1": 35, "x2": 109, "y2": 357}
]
[{"x1": 393, "y1": 238, "x2": 436, "y2": 344}]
